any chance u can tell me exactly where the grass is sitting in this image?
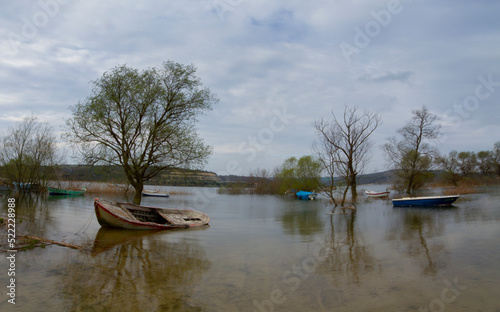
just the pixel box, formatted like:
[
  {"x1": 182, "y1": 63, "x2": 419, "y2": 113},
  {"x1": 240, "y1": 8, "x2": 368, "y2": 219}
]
[{"x1": 439, "y1": 176, "x2": 500, "y2": 195}]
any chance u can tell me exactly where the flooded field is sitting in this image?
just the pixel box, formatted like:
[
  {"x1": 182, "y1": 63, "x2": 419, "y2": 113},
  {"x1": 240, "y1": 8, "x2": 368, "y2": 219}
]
[{"x1": 1, "y1": 186, "x2": 499, "y2": 311}]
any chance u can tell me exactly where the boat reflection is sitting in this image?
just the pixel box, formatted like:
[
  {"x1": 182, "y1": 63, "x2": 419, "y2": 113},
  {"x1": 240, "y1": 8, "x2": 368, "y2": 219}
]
[
  {"x1": 387, "y1": 208, "x2": 452, "y2": 275},
  {"x1": 60, "y1": 228, "x2": 211, "y2": 311},
  {"x1": 91, "y1": 226, "x2": 210, "y2": 256}
]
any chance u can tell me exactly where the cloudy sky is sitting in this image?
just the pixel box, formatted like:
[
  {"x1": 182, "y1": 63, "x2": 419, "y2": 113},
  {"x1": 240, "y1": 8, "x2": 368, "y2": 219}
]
[{"x1": 1, "y1": 0, "x2": 499, "y2": 175}]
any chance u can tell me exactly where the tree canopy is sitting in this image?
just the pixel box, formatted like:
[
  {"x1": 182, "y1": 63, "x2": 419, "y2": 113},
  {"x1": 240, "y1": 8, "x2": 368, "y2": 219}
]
[
  {"x1": 66, "y1": 61, "x2": 218, "y2": 204},
  {"x1": 0, "y1": 115, "x2": 59, "y2": 191},
  {"x1": 274, "y1": 156, "x2": 322, "y2": 193}
]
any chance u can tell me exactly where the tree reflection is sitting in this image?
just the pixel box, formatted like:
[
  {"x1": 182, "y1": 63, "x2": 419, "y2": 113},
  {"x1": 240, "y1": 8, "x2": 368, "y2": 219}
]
[
  {"x1": 3, "y1": 193, "x2": 53, "y2": 237},
  {"x1": 279, "y1": 202, "x2": 324, "y2": 237},
  {"x1": 387, "y1": 209, "x2": 449, "y2": 275},
  {"x1": 319, "y1": 212, "x2": 380, "y2": 284},
  {"x1": 57, "y1": 231, "x2": 211, "y2": 311}
]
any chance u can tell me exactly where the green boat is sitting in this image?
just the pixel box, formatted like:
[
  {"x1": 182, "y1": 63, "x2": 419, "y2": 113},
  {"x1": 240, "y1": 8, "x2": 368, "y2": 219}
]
[{"x1": 48, "y1": 187, "x2": 86, "y2": 196}]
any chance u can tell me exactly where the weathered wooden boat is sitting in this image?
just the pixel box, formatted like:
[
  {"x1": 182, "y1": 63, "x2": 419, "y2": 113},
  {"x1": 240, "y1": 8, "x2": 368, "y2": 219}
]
[
  {"x1": 48, "y1": 187, "x2": 86, "y2": 196},
  {"x1": 94, "y1": 198, "x2": 210, "y2": 230},
  {"x1": 365, "y1": 190, "x2": 390, "y2": 198},
  {"x1": 296, "y1": 191, "x2": 317, "y2": 200},
  {"x1": 142, "y1": 190, "x2": 170, "y2": 197},
  {"x1": 392, "y1": 195, "x2": 459, "y2": 207}
]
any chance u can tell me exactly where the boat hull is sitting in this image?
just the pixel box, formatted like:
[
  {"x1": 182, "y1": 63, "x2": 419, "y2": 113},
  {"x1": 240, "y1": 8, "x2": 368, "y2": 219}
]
[
  {"x1": 392, "y1": 195, "x2": 459, "y2": 207},
  {"x1": 365, "y1": 191, "x2": 390, "y2": 198},
  {"x1": 142, "y1": 190, "x2": 169, "y2": 197},
  {"x1": 296, "y1": 191, "x2": 317, "y2": 200},
  {"x1": 94, "y1": 199, "x2": 209, "y2": 230}
]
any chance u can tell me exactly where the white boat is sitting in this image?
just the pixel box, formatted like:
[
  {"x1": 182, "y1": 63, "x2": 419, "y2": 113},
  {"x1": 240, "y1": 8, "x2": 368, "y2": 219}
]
[
  {"x1": 365, "y1": 190, "x2": 390, "y2": 198},
  {"x1": 142, "y1": 190, "x2": 169, "y2": 197}
]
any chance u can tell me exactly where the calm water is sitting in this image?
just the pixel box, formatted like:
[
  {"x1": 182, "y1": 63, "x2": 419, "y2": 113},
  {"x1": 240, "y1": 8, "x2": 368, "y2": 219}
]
[{"x1": 1, "y1": 186, "x2": 500, "y2": 311}]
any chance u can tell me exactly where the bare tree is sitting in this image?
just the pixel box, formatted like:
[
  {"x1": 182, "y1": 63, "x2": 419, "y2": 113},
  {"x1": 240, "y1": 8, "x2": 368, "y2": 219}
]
[
  {"x1": 0, "y1": 115, "x2": 60, "y2": 191},
  {"x1": 66, "y1": 62, "x2": 217, "y2": 204},
  {"x1": 313, "y1": 106, "x2": 380, "y2": 205},
  {"x1": 383, "y1": 106, "x2": 440, "y2": 194},
  {"x1": 312, "y1": 129, "x2": 339, "y2": 206}
]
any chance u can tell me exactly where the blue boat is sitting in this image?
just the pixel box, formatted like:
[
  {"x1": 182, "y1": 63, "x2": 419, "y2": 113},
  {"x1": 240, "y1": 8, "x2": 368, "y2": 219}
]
[
  {"x1": 296, "y1": 191, "x2": 317, "y2": 200},
  {"x1": 392, "y1": 195, "x2": 459, "y2": 207}
]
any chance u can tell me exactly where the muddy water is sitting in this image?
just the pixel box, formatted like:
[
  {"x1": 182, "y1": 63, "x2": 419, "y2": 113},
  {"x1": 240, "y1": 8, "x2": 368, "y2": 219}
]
[{"x1": 1, "y1": 186, "x2": 499, "y2": 311}]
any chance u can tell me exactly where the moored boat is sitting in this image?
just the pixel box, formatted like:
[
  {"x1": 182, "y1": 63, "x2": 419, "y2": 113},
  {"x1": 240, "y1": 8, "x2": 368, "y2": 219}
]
[
  {"x1": 94, "y1": 198, "x2": 210, "y2": 230},
  {"x1": 392, "y1": 195, "x2": 459, "y2": 207},
  {"x1": 296, "y1": 191, "x2": 317, "y2": 200},
  {"x1": 142, "y1": 190, "x2": 170, "y2": 197},
  {"x1": 48, "y1": 187, "x2": 86, "y2": 196},
  {"x1": 365, "y1": 190, "x2": 390, "y2": 198}
]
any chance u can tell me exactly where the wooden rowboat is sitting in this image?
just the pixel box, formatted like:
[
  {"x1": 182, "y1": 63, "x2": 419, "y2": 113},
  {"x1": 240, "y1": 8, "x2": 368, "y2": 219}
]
[{"x1": 94, "y1": 198, "x2": 210, "y2": 230}]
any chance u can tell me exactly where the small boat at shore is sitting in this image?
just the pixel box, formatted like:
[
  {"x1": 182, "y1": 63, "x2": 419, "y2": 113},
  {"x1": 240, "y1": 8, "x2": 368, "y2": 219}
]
[
  {"x1": 142, "y1": 190, "x2": 170, "y2": 197},
  {"x1": 48, "y1": 187, "x2": 86, "y2": 195},
  {"x1": 392, "y1": 195, "x2": 460, "y2": 207},
  {"x1": 365, "y1": 190, "x2": 390, "y2": 198},
  {"x1": 94, "y1": 199, "x2": 210, "y2": 230},
  {"x1": 296, "y1": 191, "x2": 317, "y2": 200}
]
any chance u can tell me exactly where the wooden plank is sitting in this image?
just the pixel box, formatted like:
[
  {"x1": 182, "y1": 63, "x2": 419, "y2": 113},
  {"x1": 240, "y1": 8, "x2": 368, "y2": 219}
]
[{"x1": 158, "y1": 212, "x2": 186, "y2": 225}]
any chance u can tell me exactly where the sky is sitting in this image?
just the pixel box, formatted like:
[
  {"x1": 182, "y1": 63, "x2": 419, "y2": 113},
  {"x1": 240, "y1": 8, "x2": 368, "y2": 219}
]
[{"x1": 1, "y1": 0, "x2": 500, "y2": 176}]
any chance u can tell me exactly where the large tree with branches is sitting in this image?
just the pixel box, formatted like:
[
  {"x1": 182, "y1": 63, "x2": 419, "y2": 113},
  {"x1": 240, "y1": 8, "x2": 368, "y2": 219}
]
[
  {"x1": 383, "y1": 106, "x2": 440, "y2": 194},
  {"x1": 66, "y1": 61, "x2": 217, "y2": 204}
]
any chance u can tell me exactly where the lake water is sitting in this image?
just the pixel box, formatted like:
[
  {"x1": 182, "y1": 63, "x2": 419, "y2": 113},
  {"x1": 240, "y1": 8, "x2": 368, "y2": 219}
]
[{"x1": 1, "y1": 186, "x2": 499, "y2": 311}]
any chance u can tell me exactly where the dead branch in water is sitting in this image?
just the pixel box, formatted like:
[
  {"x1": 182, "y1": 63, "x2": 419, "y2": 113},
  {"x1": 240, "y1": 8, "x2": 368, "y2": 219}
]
[{"x1": 23, "y1": 235, "x2": 85, "y2": 251}]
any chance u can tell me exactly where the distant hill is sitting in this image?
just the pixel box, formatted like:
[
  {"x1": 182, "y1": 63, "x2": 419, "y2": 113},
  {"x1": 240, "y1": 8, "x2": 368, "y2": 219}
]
[
  {"x1": 54, "y1": 165, "x2": 396, "y2": 187},
  {"x1": 357, "y1": 170, "x2": 396, "y2": 185},
  {"x1": 55, "y1": 165, "x2": 221, "y2": 186}
]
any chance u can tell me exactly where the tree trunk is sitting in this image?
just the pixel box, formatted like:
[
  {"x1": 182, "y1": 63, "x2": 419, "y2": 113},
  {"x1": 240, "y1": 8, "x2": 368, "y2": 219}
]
[
  {"x1": 340, "y1": 185, "x2": 350, "y2": 206},
  {"x1": 124, "y1": 168, "x2": 145, "y2": 205},
  {"x1": 406, "y1": 174, "x2": 414, "y2": 195},
  {"x1": 132, "y1": 182, "x2": 143, "y2": 205},
  {"x1": 350, "y1": 174, "x2": 357, "y2": 202}
]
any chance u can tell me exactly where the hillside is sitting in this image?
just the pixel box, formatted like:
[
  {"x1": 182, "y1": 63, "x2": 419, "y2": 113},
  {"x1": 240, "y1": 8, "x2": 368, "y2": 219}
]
[
  {"x1": 52, "y1": 165, "x2": 396, "y2": 187},
  {"x1": 55, "y1": 165, "x2": 221, "y2": 186}
]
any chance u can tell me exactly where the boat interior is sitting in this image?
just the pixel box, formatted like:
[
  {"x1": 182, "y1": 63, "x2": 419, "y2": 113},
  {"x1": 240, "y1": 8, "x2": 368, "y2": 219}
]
[{"x1": 117, "y1": 203, "x2": 203, "y2": 224}]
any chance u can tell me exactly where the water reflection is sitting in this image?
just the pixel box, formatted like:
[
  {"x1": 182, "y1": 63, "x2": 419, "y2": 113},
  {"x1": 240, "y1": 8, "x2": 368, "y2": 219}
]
[
  {"x1": 59, "y1": 231, "x2": 211, "y2": 311},
  {"x1": 6, "y1": 193, "x2": 54, "y2": 237},
  {"x1": 387, "y1": 208, "x2": 453, "y2": 275},
  {"x1": 279, "y1": 201, "x2": 324, "y2": 237},
  {"x1": 1, "y1": 188, "x2": 499, "y2": 311},
  {"x1": 320, "y1": 212, "x2": 381, "y2": 284},
  {"x1": 91, "y1": 227, "x2": 210, "y2": 256}
]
